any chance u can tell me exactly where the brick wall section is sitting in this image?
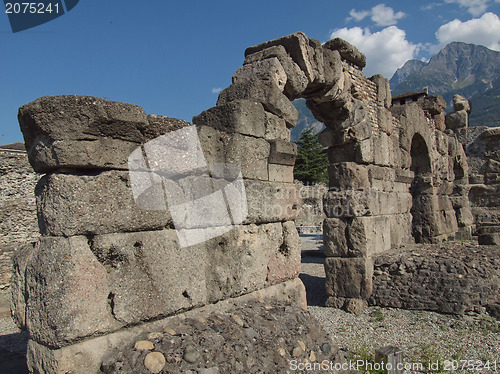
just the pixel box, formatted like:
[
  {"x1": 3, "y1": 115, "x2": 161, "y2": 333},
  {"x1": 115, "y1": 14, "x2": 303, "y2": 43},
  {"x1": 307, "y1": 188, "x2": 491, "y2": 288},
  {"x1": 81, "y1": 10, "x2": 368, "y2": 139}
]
[{"x1": 344, "y1": 62, "x2": 378, "y2": 130}]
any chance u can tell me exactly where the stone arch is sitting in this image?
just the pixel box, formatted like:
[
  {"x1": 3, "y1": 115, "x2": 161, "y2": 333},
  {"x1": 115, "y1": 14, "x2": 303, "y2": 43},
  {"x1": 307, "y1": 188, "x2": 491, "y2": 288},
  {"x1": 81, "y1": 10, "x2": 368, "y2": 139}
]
[{"x1": 409, "y1": 133, "x2": 432, "y2": 243}]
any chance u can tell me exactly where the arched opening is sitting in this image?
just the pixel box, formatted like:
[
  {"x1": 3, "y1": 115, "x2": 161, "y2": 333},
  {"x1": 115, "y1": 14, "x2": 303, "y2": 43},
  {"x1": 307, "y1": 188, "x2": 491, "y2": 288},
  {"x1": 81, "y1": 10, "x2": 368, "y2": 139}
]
[{"x1": 410, "y1": 134, "x2": 432, "y2": 243}]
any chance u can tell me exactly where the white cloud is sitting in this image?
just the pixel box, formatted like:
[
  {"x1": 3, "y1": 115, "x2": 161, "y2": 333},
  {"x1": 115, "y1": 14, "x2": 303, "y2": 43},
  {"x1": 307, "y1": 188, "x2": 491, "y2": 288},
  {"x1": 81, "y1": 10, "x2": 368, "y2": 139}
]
[
  {"x1": 330, "y1": 26, "x2": 420, "y2": 78},
  {"x1": 346, "y1": 4, "x2": 405, "y2": 26},
  {"x1": 371, "y1": 4, "x2": 406, "y2": 26},
  {"x1": 435, "y1": 12, "x2": 500, "y2": 50},
  {"x1": 346, "y1": 9, "x2": 370, "y2": 22},
  {"x1": 211, "y1": 87, "x2": 222, "y2": 94},
  {"x1": 444, "y1": 0, "x2": 491, "y2": 16}
]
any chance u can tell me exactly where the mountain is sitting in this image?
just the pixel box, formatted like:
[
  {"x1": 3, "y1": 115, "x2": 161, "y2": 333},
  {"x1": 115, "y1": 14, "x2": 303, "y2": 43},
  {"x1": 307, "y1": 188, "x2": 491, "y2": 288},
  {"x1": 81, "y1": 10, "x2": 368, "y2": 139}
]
[
  {"x1": 291, "y1": 99, "x2": 324, "y2": 141},
  {"x1": 391, "y1": 42, "x2": 500, "y2": 127}
]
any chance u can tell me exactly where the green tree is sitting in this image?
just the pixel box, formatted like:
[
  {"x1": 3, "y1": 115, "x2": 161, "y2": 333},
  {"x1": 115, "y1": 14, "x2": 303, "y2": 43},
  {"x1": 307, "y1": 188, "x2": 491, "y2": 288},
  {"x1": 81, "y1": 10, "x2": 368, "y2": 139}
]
[{"x1": 293, "y1": 128, "x2": 328, "y2": 184}]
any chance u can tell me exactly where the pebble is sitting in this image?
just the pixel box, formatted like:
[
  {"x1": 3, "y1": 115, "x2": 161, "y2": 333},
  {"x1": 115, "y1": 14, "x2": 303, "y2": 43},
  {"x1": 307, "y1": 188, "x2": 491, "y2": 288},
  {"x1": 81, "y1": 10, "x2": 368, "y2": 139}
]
[
  {"x1": 183, "y1": 346, "x2": 201, "y2": 363},
  {"x1": 144, "y1": 352, "x2": 166, "y2": 374},
  {"x1": 231, "y1": 314, "x2": 245, "y2": 327},
  {"x1": 198, "y1": 368, "x2": 219, "y2": 374},
  {"x1": 297, "y1": 339, "x2": 306, "y2": 351},
  {"x1": 278, "y1": 348, "x2": 286, "y2": 356},
  {"x1": 292, "y1": 346, "x2": 302, "y2": 357},
  {"x1": 309, "y1": 351, "x2": 316, "y2": 362},
  {"x1": 244, "y1": 327, "x2": 259, "y2": 340},
  {"x1": 134, "y1": 340, "x2": 154, "y2": 351},
  {"x1": 146, "y1": 332, "x2": 163, "y2": 340},
  {"x1": 320, "y1": 342, "x2": 332, "y2": 355},
  {"x1": 163, "y1": 327, "x2": 177, "y2": 336}
]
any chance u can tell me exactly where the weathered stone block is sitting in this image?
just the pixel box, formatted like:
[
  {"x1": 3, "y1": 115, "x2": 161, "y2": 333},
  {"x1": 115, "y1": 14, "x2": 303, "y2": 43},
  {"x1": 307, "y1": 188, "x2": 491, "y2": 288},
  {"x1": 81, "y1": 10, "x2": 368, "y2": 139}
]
[
  {"x1": 446, "y1": 110, "x2": 468, "y2": 129},
  {"x1": 244, "y1": 179, "x2": 301, "y2": 224},
  {"x1": 323, "y1": 38, "x2": 366, "y2": 68},
  {"x1": 328, "y1": 162, "x2": 370, "y2": 189},
  {"x1": 373, "y1": 132, "x2": 392, "y2": 166},
  {"x1": 24, "y1": 236, "x2": 123, "y2": 347},
  {"x1": 36, "y1": 171, "x2": 172, "y2": 237},
  {"x1": 323, "y1": 218, "x2": 348, "y2": 257},
  {"x1": 192, "y1": 100, "x2": 266, "y2": 138},
  {"x1": 217, "y1": 79, "x2": 298, "y2": 127},
  {"x1": 197, "y1": 126, "x2": 270, "y2": 181},
  {"x1": 26, "y1": 138, "x2": 140, "y2": 173},
  {"x1": 377, "y1": 107, "x2": 394, "y2": 135},
  {"x1": 245, "y1": 32, "x2": 326, "y2": 90},
  {"x1": 324, "y1": 257, "x2": 373, "y2": 299},
  {"x1": 264, "y1": 111, "x2": 290, "y2": 141},
  {"x1": 347, "y1": 216, "x2": 392, "y2": 257},
  {"x1": 370, "y1": 74, "x2": 391, "y2": 109},
  {"x1": 268, "y1": 164, "x2": 294, "y2": 183},
  {"x1": 232, "y1": 58, "x2": 287, "y2": 92},
  {"x1": 243, "y1": 45, "x2": 308, "y2": 99},
  {"x1": 18, "y1": 96, "x2": 149, "y2": 149},
  {"x1": 421, "y1": 95, "x2": 446, "y2": 115},
  {"x1": 266, "y1": 221, "x2": 301, "y2": 283},
  {"x1": 453, "y1": 94, "x2": 471, "y2": 113},
  {"x1": 390, "y1": 213, "x2": 413, "y2": 247},
  {"x1": 10, "y1": 242, "x2": 36, "y2": 330},
  {"x1": 268, "y1": 139, "x2": 297, "y2": 166},
  {"x1": 91, "y1": 230, "x2": 207, "y2": 324},
  {"x1": 25, "y1": 279, "x2": 307, "y2": 374},
  {"x1": 204, "y1": 222, "x2": 283, "y2": 302},
  {"x1": 18, "y1": 97, "x2": 193, "y2": 172}
]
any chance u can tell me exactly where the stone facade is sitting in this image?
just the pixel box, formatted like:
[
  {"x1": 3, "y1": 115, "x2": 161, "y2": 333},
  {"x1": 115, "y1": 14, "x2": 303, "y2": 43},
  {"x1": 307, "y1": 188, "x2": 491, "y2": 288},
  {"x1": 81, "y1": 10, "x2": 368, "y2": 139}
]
[{"x1": 467, "y1": 125, "x2": 500, "y2": 244}]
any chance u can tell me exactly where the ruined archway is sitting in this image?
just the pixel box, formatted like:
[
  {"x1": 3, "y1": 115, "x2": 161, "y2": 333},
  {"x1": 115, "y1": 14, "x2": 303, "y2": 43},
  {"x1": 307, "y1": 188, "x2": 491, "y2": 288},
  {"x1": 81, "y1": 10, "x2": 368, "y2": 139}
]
[{"x1": 409, "y1": 133, "x2": 432, "y2": 243}]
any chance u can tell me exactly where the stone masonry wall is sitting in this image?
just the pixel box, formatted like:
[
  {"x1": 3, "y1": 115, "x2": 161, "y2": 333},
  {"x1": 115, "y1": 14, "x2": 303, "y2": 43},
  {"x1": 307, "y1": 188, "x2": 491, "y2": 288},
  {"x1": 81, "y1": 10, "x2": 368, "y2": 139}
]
[{"x1": 0, "y1": 151, "x2": 39, "y2": 289}]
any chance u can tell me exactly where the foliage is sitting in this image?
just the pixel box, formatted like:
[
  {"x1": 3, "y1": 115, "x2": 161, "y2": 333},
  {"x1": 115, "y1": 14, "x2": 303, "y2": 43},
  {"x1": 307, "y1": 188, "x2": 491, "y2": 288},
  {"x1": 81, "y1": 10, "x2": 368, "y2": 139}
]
[{"x1": 293, "y1": 128, "x2": 328, "y2": 184}]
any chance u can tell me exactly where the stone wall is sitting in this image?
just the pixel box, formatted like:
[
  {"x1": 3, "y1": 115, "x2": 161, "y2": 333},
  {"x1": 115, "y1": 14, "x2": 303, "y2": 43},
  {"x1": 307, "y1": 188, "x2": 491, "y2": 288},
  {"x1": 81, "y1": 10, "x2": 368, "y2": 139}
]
[
  {"x1": 370, "y1": 242, "x2": 500, "y2": 315},
  {"x1": 0, "y1": 151, "x2": 39, "y2": 289},
  {"x1": 12, "y1": 89, "x2": 305, "y2": 371},
  {"x1": 467, "y1": 126, "x2": 500, "y2": 244}
]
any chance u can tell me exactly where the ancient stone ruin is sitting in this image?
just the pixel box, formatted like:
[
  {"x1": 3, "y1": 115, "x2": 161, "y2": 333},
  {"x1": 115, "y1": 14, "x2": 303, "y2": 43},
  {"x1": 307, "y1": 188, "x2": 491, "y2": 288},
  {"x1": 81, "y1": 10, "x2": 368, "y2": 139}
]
[{"x1": 9, "y1": 31, "x2": 499, "y2": 372}]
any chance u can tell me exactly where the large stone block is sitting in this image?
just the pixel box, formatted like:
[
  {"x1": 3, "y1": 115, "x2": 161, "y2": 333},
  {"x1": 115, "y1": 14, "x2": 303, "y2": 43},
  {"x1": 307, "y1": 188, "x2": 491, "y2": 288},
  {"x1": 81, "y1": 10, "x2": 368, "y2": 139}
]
[
  {"x1": 243, "y1": 179, "x2": 301, "y2": 224},
  {"x1": 203, "y1": 222, "x2": 283, "y2": 302},
  {"x1": 217, "y1": 79, "x2": 298, "y2": 127},
  {"x1": 328, "y1": 162, "x2": 370, "y2": 189},
  {"x1": 245, "y1": 32, "x2": 326, "y2": 90},
  {"x1": 243, "y1": 45, "x2": 308, "y2": 99},
  {"x1": 323, "y1": 38, "x2": 366, "y2": 68},
  {"x1": 421, "y1": 95, "x2": 446, "y2": 115},
  {"x1": 26, "y1": 138, "x2": 140, "y2": 173},
  {"x1": 266, "y1": 221, "x2": 302, "y2": 283},
  {"x1": 264, "y1": 111, "x2": 291, "y2": 141},
  {"x1": 373, "y1": 132, "x2": 392, "y2": 166},
  {"x1": 446, "y1": 110, "x2": 468, "y2": 129},
  {"x1": 19, "y1": 96, "x2": 148, "y2": 148},
  {"x1": 90, "y1": 230, "x2": 207, "y2": 325},
  {"x1": 232, "y1": 58, "x2": 287, "y2": 92},
  {"x1": 197, "y1": 126, "x2": 270, "y2": 180},
  {"x1": 453, "y1": 94, "x2": 471, "y2": 113},
  {"x1": 347, "y1": 216, "x2": 392, "y2": 257},
  {"x1": 36, "y1": 171, "x2": 172, "y2": 237},
  {"x1": 192, "y1": 100, "x2": 266, "y2": 138},
  {"x1": 370, "y1": 74, "x2": 391, "y2": 109},
  {"x1": 19, "y1": 96, "x2": 191, "y2": 172},
  {"x1": 10, "y1": 242, "x2": 36, "y2": 330},
  {"x1": 268, "y1": 164, "x2": 294, "y2": 183},
  {"x1": 324, "y1": 257, "x2": 373, "y2": 299},
  {"x1": 323, "y1": 218, "x2": 349, "y2": 257},
  {"x1": 268, "y1": 139, "x2": 297, "y2": 166},
  {"x1": 23, "y1": 236, "x2": 123, "y2": 347}
]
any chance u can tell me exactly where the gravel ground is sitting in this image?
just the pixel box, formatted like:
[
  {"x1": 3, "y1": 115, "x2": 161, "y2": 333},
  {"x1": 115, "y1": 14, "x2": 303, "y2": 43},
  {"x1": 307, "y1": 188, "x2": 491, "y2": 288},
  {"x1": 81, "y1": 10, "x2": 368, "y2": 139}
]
[{"x1": 301, "y1": 249, "x2": 500, "y2": 374}]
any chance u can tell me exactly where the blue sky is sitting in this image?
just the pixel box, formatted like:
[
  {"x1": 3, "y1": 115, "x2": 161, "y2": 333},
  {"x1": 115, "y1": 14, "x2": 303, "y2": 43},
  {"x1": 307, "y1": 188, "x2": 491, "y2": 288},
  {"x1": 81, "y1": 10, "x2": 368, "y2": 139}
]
[{"x1": 1, "y1": 0, "x2": 500, "y2": 144}]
